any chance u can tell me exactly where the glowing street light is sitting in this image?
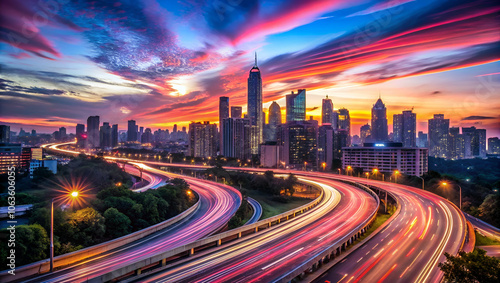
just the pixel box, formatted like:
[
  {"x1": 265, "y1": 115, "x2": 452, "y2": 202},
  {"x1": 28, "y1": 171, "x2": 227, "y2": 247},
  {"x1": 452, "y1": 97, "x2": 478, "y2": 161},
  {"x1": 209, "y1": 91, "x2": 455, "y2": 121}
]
[
  {"x1": 365, "y1": 172, "x2": 370, "y2": 179},
  {"x1": 322, "y1": 162, "x2": 326, "y2": 171},
  {"x1": 346, "y1": 166, "x2": 352, "y2": 176},
  {"x1": 394, "y1": 170, "x2": 400, "y2": 183},
  {"x1": 441, "y1": 181, "x2": 462, "y2": 210}
]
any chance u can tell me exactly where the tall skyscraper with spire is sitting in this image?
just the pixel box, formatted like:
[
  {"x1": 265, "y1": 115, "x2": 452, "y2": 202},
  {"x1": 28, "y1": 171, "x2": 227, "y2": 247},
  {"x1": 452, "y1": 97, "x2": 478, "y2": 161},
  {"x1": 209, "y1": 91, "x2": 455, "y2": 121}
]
[
  {"x1": 247, "y1": 53, "x2": 263, "y2": 154},
  {"x1": 371, "y1": 96, "x2": 388, "y2": 142},
  {"x1": 322, "y1": 95, "x2": 333, "y2": 125}
]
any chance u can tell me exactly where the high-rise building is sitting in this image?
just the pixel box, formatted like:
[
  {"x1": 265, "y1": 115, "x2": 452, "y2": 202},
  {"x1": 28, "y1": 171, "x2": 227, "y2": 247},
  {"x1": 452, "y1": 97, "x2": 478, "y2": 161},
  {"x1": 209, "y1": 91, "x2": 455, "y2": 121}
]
[
  {"x1": 338, "y1": 108, "x2": 351, "y2": 146},
  {"x1": 360, "y1": 124, "x2": 371, "y2": 145},
  {"x1": 322, "y1": 95, "x2": 333, "y2": 125},
  {"x1": 111, "y1": 124, "x2": 118, "y2": 147},
  {"x1": 282, "y1": 119, "x2": 318, "y2": 170},
  {"x1": 31, "y1": 129, "x2": 36, "y2": 136},
  {"x1": 331, "y1": 111, "x2": 339, "y2": 130},
  {"x1": 139, "y1": 126, "x2": 144, "y2": 142},
  {"x1": 188, "y1": 121, "x2": 217, "y2": 158},
  {"x1": 59, "y1": 127, "x2": 67, "y2": 141},
  {"x1": 334, "y1": 129, "x2": 349, "y2": 160},
  {"x1": 417, "y1": 131, "x2": 428, "y2": 148},
  {"x1": 231, "y1": 106, "x2": 242, "y2": 118},
  {"x1": 219, "y1": 96, "x2": 230, "y2": 154},
  {"x1": 100, "y1": 122, "x2": 112, "y2": 148},
  {"x1": 0, "y1": 125, "x2": 10, "y2": 143},
  {"x1": 247, "y1": 53, "x2": 263, "y2": 154},
  {"x1": 127, "y1": 120, "x2": 137, "y2": 142},
  {"x1": 318, "y1": 124, "x2": 334, "y2": 170},
  {"x1": 448, "y1": 127, "x2": 460, "y2": 159},
  {"x1": 173, "y1": 124, "x2": 178, "y2": 133},
  {"x1": 462, "y1": 126, "x2": 487, "y2": 158},
  {"x1": 0, "y1": 144, "x2": 31, "y2": 174},
  {"x1": 141, "y1": 128, "x2": 153, "y2": 144},
  {"x1": 428, "y1": 114, "x2": 449, "y2": 158},
  {"x1": 393, "y1": 110, "x2": 416, "y2": 147},
  {"x1": 31, "y1": 148, "x2": 43, "y2": 160},
  {"x1": 286, "y1": 89, "x2": 306, "y2": 122},
  {"x1": 87, "y1": 116, "x2": 100, "y2": 148},
  {"x1": 488, "y1": 137, "x2": 500, "y2": 155},
  {"x1": 264, "y1": 101, "x2": 282, "y2": 142},
  {"x1": 222, "y1": 118, "x2": 252, "y2": 160},
  {"x1": 371, "y1": 98, "x2": 388, "y2": 142}
]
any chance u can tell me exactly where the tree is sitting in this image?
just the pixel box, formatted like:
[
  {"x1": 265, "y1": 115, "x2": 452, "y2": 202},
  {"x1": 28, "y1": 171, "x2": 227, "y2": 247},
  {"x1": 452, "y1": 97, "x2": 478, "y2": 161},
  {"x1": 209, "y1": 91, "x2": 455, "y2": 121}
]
[
  {"x1": 479, "y1": 194, "x2": 500, "y2": 227},
  {"x1": 104, "y1": 208, "x2": 131, "y2": 238},
  {"x1": 32, "y1": 167, "x2": 55, "y2": 182},
  {"x1": 0, "y1": 224, "x2": 50, "y2": 265},
  {"x1": 69, "y1": 207, "x2": 105, "y2": 246},
  {"x1": 439, "y1": 249, "x2": 500, "y2": 283}
]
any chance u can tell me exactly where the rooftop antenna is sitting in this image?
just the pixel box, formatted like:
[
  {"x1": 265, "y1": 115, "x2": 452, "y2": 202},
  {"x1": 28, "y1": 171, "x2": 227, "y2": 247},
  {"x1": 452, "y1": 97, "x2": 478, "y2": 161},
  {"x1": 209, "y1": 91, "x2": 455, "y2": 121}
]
[
  {"x1": 378, "y1": 91, "x2": 381, "y2": 99},
  {"x1": 254, "y1": 52, "x2": 257, "y2": 67},
  {"x1": 326, "y1": 94, "x2": 329, "y2": 99}
]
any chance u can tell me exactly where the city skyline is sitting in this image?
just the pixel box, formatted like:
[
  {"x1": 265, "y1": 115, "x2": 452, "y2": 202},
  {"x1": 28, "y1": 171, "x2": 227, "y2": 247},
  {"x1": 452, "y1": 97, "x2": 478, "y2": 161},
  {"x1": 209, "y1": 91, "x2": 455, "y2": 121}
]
[{"x1": 0, "y1": 0, "x2": 499, "y2": 138}]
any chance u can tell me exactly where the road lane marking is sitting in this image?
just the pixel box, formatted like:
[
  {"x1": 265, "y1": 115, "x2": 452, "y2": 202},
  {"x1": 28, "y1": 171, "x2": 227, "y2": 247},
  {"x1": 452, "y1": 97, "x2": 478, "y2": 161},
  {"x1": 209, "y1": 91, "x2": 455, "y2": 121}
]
[{"x1": 261, "y1": 248, "x2": 304, "y2": 270}]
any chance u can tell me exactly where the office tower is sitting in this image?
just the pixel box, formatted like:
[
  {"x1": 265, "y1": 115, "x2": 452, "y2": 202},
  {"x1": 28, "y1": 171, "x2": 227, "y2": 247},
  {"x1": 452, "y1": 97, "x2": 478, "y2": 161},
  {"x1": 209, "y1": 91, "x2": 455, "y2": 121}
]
[
  {"x1": 264, "y1": 101, "x2": 282, "y2": 142},
  {"x1": 282, "y1": 119, "x2": 318, "y2": 170},
  {"x1": 417, "y1": 131, "x2": 428, "y2": 148},
  {"x1": 59, "y1": 127, "x2": 67, "y2": 140},
  {"x1": 127, "y1": 120, "x2": 137, "y2": 142},
  {"x1": 222, "y1": 118, "x2": 252, "y2": 159},
  {"x1": 286, "y1": 89, "x2": 306, "y2": 122},
  {"x1": 462, "y1": 126, "x2": 487, "y2": 158},
  {"x1": 141, "y1": 128, "x2": 153, "y2": 144},
  {"x1": 231, "y1": 106, "x2": 242, "y2": 118},
  {"x1": 0, "y1": 144, "x2": 31, "y2": 174},
  {"x1": 173, "y1": 124, "x2": 178, "y2": 133},
  {"x1": 247, "y1": 53, "x2": 263, "y2": 154},
  {"x1": 76, "y1": 123, "x2": 85, "y2": 148},
  {"x1": 0, "y1": 125, "x2": 10, "y2": 143},
  {"x1": 338, "y1": 108, "x2": 351, "y2": 146},
  {"x1": 448, "y1": 127, "x2": 460, "y2": 159},
  {"x1": 428, "y1": 114, "x2": 449, "y2": 158},
  {"x1": 318, "y1": 124, "x2": 334, "y2": 170},
  {"x1": 87, "y1": 116, "x2": 100, "y2": 148},
  {"x1": 100, "y1": 122, "x2": 112, "y2": 148},
  {"x1": 219, "y1": 96, "x2": 230, "y2": 154},
  {"x1": 488, "y1": 137, "x2": 500, "y2": 155},
  {"x1": 31, "y1": 129, "x2": 36, "y2": 136},
  {"x1": 188, "y1": 121, "x2": 217, "y2": 158},
  {"x1": 331, "y1": 111, "x2": 339, "y2": 129},
  {"x1": 334, "y1": 129, "x2": 349, "y2": 160},
  {"x1": 139, "y1": 126, "x2": 144, "y2": 142},
  {"x1": 182, "y1": 126, "x2": 186, "y2": 132},
  {"x1": 111, "y1": 124, "x2": 118, "y2": 147},
  {"x1": 371, "y1": 97, "x2": 388, "y2": 141},
  {"x1": 31, "y1": 148, "x2": 43, "y2": 160},
  {"x1": 322, "y1": 95, "x2": 333, "y2": 125},
  {"x1": 360, "y1": 124, "x2": 371, "y2": 144},
  {"x1": 393, "y1": 110, "x2": 416, "y2": 147}
]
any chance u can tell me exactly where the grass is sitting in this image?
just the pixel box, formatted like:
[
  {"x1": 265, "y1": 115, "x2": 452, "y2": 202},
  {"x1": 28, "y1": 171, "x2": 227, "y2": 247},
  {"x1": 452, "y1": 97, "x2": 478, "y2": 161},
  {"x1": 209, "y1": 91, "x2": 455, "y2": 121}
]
[
  {"x1": 475, "y1": 231, "x2": 500, "y2": 246},
  {"x1": 246, "y1": 190, "x2": 313, "y2": 219}
]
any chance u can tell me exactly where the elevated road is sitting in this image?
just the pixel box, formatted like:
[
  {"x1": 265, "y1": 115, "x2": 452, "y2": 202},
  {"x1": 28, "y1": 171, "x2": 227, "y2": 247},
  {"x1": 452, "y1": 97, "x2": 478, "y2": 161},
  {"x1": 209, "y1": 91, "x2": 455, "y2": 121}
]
[
  {"x1": 132, "y1": 176, "x2": 378, "y2": 282},
  {"x1": 245, "y1": 197, "x2": 262, "y2": 225},
  {"x1": 19, "y1": 144, "x2": 242, "y2": 283},
  {"x1": 465, "y1": 213, "x2": 500, "y2": 242}
]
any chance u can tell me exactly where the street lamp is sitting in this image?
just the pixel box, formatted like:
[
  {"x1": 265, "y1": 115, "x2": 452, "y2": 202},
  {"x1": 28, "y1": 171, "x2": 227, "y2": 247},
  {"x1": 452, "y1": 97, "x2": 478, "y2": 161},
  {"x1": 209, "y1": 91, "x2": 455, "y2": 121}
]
[
  {"x1": 347, "y1": 166, "x2": 352, "y2": 176},
  {"x1": 338, "y1": 168, "x2": 341, "y2": 175},
  {"x1": 394, "y1": 170, "x2": 400, "y2": 183},
  {"x1": 441, "y1": 181, "x2": 462, "y2": 210},
  {"x1": 415, "y1": 176, "x2": 425, "y2": 190},
  {"x1": 365, "y1": 172, "x2": 370, "y2": 179},
  {"x1": 51, "y1": 191, "x2": 80, "y2": 271},
  {"x1": 322, "y1": 162, "x2": 326, "y2": 171}
]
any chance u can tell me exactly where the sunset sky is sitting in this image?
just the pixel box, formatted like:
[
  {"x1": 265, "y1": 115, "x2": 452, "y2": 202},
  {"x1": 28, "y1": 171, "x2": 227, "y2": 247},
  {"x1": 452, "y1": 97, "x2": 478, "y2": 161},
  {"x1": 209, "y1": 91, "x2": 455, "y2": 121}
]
[{"x1": 1, "y1": 0, "x2": 499, "y2": 138}]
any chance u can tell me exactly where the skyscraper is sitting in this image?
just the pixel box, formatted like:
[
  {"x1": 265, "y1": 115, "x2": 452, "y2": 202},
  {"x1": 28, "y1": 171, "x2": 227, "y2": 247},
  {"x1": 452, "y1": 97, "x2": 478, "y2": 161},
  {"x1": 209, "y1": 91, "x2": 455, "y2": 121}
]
[
  {"x1": 462, "y1": 126, "x2": 487, "y2": 158},
  {"x1": 111, "y1": 124, "x2": 118, "y2": 147},
  {"x1": 139, "y1": 126, "x2": 144, "y2": 142},
  {"x1": 59, "y1": 127, "x2": 67, "y2": 140},
  {"x1": 371, "y1": 97, "x2": 388, "y2": 141},
  {"x1": 417, "y1": 131, "x2": 428, "y2": 148},
  {"x1": 188, "y1": 121, "x2": 217, "y2": 158},
  {"x1": 393, "y1": 110, "x2": 416, "y2": 147},
  {"x1": 338, "y1": 108, "x2": 351, "y2": 146},
  {"x1": 222, "y1": 118, "x2": 251, "y2": 159},
  {"x1": 127, "y1": 120, "x2": 137, "y2": 142},
  {"x1": 219, "y1": 96, "x2": 230, "y2": 154},
  {"x1": 318, "y1": 124, "x2": 334, "y2": 170},
  {"x1": 87, "y1": 116, "x2": 100, "y2": 148},
  {"x1": 231, "y1": 106, "x2": 242, "y2": 118},
  {"x1": 322, "y1": 95, "x2": 333, "y2": 125},
  {"x1": 448, "y1": 127, "x2": 460, "y2": 159},
  {"x1": 282, "y1": 119, "x2": 318, "y2": 170},
  {"x1": 247, "y1": 53, "x2": 263, "y2": 154},
  {"x1": 76, "y1": 123, "x2": 85, "y2": 148},
  {"x1": 0, "y1": 125, "x2": 10, "y2": 143},
  {"x1": 360, "y1": 124, "x2": 371, "y2": 144},
  {"x1": 100, "y1": 122, "x2": 111, "y2": 148},
  {"x1": 428, "y1": 114, "x2": 449, "y2": 158},
  {"x1": 488, "y1": 137, "x2": 500, "y2": 155},
  {"x1": 264, "y1": 101, "x2": 282, "y2": 142},
  {"x1": 286, "y1": 89, "x2": 306, "y2": 122}
]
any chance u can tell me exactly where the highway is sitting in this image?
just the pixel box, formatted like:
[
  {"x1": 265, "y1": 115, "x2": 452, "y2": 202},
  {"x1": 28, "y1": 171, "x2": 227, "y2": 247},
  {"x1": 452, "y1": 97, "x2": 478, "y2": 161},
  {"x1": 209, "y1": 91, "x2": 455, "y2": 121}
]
[
  {"x1": 476, "y1": 246, "x2": 500, "y2": 258},
  {"x1": 465, "y1": 213, "x2": 500, "y2": 242},
  {"x1": 245, "y1": 197, "x2": 262, "y2": 225},
  {"x1": 121, "y1": 163, "x2": 167, "y2": 192},
  {"x1": 23, "y1": 145, "x2": 242, "y2": 283},
  {"x1": 132, "y1": 176, "x2": 378, "y2": 283}
]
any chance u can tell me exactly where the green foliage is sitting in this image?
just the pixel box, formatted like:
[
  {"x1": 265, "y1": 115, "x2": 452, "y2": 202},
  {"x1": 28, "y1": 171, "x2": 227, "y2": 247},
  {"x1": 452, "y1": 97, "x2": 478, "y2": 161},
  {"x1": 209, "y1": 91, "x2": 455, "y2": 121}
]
[
  {"x1": 103, "y1": 208, "x2": 131, "y2": 238},
  {"x1": 479, "y1": 194, "x2": 500, "y2": 228},
  {"x1": 0, "y1": 193, "x2": 39, "y2": 206},
  {"x1": 69, "y1": 207, "x2": 106, "y2": 246},
  {"x1": 32, "y1": 167, "x2": 55, "y2": 182},
  {"x1": 0, "y1": 224, "x2": 49, "y2": 267},
  {"x1": 227, "y1": 199, "x2": 253, "y2": 229},
  {"x1": 439, "y1": 249, "x2": 500, "y2": 283}
]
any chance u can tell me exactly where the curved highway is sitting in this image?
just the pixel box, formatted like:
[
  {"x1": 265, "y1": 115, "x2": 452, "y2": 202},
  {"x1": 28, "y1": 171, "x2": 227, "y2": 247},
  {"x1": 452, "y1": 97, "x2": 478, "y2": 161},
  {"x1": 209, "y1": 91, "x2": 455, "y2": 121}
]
[
  {"x1": 465, "y1": 213, "x2": 500, "y2": 242},
  {"x1": 245, "y1": 197, "x2": 262, "y2": 225},
  {"x1": 24, "y1": 144, "x2": 242, "y2": 283},
  {"x1": 133, "y1": 176, "x2": 378, "y2": 282}
]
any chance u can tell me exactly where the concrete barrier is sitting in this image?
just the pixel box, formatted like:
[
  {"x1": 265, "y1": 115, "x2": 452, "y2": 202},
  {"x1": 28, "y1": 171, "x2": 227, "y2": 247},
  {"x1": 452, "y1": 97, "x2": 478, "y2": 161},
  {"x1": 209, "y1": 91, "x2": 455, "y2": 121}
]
[{"x1": 0, "y1": 200, "x2": 200, "y2": 282}]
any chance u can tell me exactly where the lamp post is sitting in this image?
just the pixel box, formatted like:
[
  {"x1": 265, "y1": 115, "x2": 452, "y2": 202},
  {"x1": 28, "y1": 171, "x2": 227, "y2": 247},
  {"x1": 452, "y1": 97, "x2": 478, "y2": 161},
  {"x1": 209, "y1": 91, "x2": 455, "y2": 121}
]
[
  {"x1": 322, "y1": 162, "x2": 326, "y2": 172},
  {"x1": 416, "y1": 176, "x2": 425, "y2": 190},
  {"x1": 365, "y1": 172, "x2": 369, "y2": 179},
  {"x1": 347, "y1": 166, "x2": 352, "y2": 176},
  {"x1": 51, "y1": 191, "x2": 79, "y2": 271},
  {"x1": 337, "y1": 168, "x2": 341, "y2": 175},
  {"x1": 441, "y1": 181, "x2": 462, "y2": 210},
  {"x1": 394, "y1": 170, "x2": 399, "y2": 183}
]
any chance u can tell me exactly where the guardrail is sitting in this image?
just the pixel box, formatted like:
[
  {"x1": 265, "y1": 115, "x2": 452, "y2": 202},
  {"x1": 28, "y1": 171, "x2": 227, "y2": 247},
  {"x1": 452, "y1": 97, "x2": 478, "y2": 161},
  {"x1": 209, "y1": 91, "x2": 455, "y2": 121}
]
[
  {"x1": 0, "y1": 199, "x2": 200, "y2": 282},
  {"x1": 84, "y1": 182, "x2": 325, "y2": 283}
]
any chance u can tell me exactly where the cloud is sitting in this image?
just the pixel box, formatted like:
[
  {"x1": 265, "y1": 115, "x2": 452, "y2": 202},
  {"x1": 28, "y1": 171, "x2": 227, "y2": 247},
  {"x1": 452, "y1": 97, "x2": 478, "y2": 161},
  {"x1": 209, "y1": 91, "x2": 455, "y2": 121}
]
[
  {"x1": 461, "y1": 116, "x2": 495, "y2": 120},
  {"x1": 431, "y1": 91, "x2": 441, "y2": 95},
  {"x1": 348, "y1": 0, "x2": 415, "y2": 17}
]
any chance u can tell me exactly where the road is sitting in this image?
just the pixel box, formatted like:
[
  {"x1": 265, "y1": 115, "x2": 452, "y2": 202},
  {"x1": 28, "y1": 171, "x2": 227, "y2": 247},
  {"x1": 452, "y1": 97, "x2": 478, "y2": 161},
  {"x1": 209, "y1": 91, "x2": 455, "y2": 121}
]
[
  {"x1": 465, "y1": 213, "x2": 500, "y2": 242},
  {"x1": 245, "y1": 197, "x2": 262, "y2": 225},
  {"x1": 121, "y1": 163, "x2": 167, "y2": 192},
  {"x1": 476, "y1": 246, "x2": 500, "y2": 258},
  {"x1": 133, "y1": 176, "x2": 378, "y2": 283},
  {"x1": 23, "y1": 145, "x2": 242, "y2": 283}
]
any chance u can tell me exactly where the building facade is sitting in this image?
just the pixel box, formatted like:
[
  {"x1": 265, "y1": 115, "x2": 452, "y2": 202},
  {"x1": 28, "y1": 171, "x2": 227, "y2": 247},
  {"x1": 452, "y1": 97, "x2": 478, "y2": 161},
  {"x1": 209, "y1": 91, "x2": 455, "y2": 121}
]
[
  {"x1": 247, "y1": 54, "x2": 263, "y2": 154},
  {"x1": 281, "y1": 119, "x2": 318, "y2": 170},
  {"x1": 318, "y1": 124, "x2": 334, "y2": 170},
  {"x1": 222, "y1": 118, "x2": 252, "y2": 160},
  {"x1": 322, "y1": 95, "x2": 333, "y2": 125},
  {"x1": 188, "y1": 122, "x2": 217, "y2": 158},
  {"x1": 428, "y1": 114, "x2": 449, "y2": 158},
  {"x1": 393, "y1": 110, "x2": 416, "y2": 147},
  {"x1": 286, "y1": 89, "x2": 306, "y2": 123},
  {"x1": 342, "y1": 142, "x2": 428, "y2": 176},
  {"x1": 231, "y1": 106, "x2": 242, "y2": 118},
  {"x1": 371, "y1": 98, "x2": 388, "y2": 142},
  {"x1": 87, "y1": 116, "x2": 100, "y2": 148}
]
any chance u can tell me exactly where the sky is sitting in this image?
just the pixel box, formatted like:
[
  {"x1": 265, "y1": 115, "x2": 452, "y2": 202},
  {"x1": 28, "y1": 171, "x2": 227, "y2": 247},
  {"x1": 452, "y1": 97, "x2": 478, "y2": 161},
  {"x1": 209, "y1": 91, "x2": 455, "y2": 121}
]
[{"x1": 0, "y1": 0, "x2": 499, "y2": 138}]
